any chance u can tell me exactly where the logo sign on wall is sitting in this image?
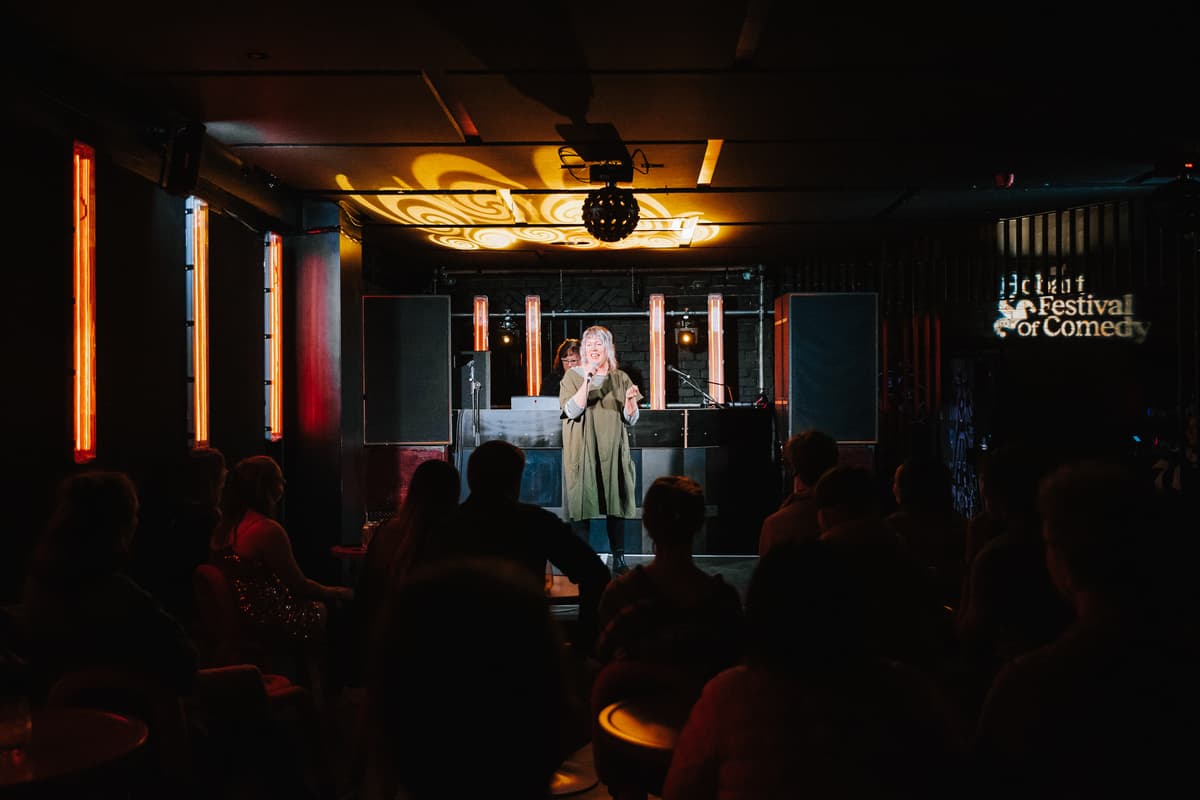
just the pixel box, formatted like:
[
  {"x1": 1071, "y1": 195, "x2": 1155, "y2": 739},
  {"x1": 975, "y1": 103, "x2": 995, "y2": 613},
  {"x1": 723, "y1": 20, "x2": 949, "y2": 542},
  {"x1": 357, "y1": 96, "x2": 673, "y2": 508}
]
[{"x1": 993, "y1": 272, "x2": 1150, "y2": 343}]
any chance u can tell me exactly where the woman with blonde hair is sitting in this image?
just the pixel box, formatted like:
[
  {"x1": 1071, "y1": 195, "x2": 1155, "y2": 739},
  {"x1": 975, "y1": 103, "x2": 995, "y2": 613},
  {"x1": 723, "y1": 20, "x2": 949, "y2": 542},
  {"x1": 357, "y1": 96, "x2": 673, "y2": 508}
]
[{"x1": 560, "y1": 325, "x2": 641, "y2": 575}]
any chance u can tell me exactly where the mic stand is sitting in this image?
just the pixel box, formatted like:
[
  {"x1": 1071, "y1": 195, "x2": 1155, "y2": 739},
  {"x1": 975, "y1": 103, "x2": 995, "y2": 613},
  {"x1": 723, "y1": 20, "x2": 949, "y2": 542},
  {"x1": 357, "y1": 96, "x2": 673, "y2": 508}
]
[
  {"x1": 675, "y1": 371, "x2": 726, "y2": 408},
  {"x1": 468, "y1": 360, "x2": 481, "y2": 446}
]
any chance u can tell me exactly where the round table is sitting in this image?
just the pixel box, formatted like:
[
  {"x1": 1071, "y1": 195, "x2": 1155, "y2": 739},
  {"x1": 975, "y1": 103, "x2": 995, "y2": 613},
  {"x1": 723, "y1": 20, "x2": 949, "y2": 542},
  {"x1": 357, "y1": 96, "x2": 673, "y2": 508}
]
[
  {"x1": 0, "y1": 707, "x2": 148, "y2": 792},
  {"x1": 597, "y1": 694, "x2": 691, "y2": 752},
  {"x1": 594, "y1": 693, "x2": 694, "y2": 797}
]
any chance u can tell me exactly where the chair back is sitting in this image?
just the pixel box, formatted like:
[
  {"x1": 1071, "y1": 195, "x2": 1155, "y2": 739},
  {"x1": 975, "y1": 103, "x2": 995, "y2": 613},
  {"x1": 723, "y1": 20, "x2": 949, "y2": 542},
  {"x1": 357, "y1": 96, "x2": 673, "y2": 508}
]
[{"x1": 192, "y1": 563, "x2": 255, "y2": 667}]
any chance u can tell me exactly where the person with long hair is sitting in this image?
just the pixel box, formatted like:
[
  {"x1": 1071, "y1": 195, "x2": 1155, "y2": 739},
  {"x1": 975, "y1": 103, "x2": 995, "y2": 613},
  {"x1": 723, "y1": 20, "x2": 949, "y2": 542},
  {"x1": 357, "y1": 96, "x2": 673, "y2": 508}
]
[
  {"x1": 560, "y1": 325, "x2": 641, "y2": 575},
  {"x1": 210, "y1": 456, "x2": 351, "y2": 645},
  {"x1": 356, "y1": 459, "x2": 460, "y2": 656}
]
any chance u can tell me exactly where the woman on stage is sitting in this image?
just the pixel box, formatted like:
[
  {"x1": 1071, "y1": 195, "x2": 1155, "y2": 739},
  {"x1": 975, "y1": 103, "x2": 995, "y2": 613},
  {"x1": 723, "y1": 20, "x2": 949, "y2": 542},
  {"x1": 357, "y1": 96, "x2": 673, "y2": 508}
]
[{"x1": 560, "y1": 326, "x2": 641, "y2": 575}]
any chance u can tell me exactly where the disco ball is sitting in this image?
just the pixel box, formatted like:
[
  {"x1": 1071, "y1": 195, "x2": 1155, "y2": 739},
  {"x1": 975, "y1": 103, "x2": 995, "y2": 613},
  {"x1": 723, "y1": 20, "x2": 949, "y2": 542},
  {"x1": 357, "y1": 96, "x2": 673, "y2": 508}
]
[{"x1": 581, "y1": 184, "x2": 640, "y2": 242}]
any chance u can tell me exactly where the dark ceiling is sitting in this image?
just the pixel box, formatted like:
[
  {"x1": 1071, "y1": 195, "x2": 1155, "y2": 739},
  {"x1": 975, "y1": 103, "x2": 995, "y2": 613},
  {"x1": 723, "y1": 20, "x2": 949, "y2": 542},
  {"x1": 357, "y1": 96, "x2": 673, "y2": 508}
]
[{"x1": 10, "y1": 3, "x2": 1200, "y2": 270}]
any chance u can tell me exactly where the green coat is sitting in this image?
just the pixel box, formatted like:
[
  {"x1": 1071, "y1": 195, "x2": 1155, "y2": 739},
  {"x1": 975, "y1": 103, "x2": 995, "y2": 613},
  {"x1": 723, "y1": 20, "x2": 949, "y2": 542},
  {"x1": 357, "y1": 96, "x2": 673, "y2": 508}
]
[{"x1": 560, "y1": 367, "x2": 639, "y2": 520}]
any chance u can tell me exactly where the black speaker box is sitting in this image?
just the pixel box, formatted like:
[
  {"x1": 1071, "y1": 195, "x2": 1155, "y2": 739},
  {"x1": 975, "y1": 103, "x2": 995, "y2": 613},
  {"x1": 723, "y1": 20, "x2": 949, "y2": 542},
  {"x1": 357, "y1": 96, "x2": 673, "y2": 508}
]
[
  {"x1": 363, "y1": 295, "x2": 452, "y2": 444},
  {"x1": 162, "y1": 123, "x2": 206, "y2": 196},
  {"x1": 774, "y1": 292, "x2": 878, "y2": 443}
]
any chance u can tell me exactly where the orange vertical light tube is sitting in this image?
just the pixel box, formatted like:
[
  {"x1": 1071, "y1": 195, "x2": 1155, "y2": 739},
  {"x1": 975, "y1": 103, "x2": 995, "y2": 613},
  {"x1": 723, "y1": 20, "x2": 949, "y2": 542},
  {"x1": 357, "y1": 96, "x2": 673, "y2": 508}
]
[
  {"x1": 649, "y1": 294, "x2": 666, "y2": 409},
  {"x1": 473, "y1": 295, "x2": 489, "y2": 351},
  {"x1": 707, "y1": 293, "x2": 725, "y2": 405},
  {"x1": 73, "y1": 142, "x2": 96, "y2": 463},
  {"x1": 189, "y1": 197, "x2": 210, "y2": 447},
  {"x1": 266, "y1": 232, "x2": 283, "y2": 442},
  {"x1": 525, "y1": 295, "x2": 541, "y2": 396}
]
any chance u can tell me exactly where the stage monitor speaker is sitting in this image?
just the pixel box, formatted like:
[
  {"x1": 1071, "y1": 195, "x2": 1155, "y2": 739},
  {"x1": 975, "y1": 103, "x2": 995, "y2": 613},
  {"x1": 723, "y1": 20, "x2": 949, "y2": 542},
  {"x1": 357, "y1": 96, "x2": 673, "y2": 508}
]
[
  {"x1": 161, "y1": 123, "x2": 206, "y2": 196},
  {"x1": 774, "y1": 292, "x2": 878, "y2": 443},
  {"x1": 457, "y1": 351, "x2": 491, "y2": 409},
  {"x1": 363, "y1": 295, "x2": 451, "y2": 445}
]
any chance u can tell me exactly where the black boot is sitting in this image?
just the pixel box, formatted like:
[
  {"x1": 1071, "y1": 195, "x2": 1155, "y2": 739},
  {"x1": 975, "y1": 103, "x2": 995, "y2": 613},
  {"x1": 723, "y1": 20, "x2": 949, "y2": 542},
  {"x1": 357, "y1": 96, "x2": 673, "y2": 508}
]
[{"x1": 606, "y1": 516, "x2": 629, "y2": 576}]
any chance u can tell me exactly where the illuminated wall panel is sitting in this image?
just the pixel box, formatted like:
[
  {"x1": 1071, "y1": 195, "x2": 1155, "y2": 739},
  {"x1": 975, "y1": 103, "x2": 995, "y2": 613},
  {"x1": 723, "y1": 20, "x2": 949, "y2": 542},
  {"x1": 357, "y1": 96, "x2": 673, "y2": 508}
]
[
  {"x1": 525, "y1": 295, "x2": 541, "y2": 396},
  {"x1": 185, "y1": 196, "x2": 210, "y2": 446},
  {"x1": 649, "y1": 294, "x2": 666, "y2": 409},
  {"x1": 707, "y1": 293, "x2": 725, "y2": 405},
  {"x1": 473, "y1": 295, "x2": 489, "y2": 350},
  {"x1": 73, "y1": 142, "x2": 96, "y2": 463},
  {"x1": 265, "y1": 232, "x2": 283, "y2": 441}
]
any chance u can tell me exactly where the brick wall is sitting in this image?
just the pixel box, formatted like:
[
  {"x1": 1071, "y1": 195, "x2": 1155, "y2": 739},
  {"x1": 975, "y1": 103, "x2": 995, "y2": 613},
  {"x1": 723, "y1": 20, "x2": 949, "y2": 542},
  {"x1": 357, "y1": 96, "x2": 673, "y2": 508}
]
[{"x1": 426, "y1": 269, "x2": 775, "y2": 405}]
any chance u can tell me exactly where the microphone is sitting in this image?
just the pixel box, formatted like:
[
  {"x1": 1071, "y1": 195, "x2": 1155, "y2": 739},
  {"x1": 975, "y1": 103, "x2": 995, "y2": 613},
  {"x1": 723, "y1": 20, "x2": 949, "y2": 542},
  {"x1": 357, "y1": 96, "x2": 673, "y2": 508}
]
[{"x1": 667, "y1": 364, "x2": 692, "y2": 380}]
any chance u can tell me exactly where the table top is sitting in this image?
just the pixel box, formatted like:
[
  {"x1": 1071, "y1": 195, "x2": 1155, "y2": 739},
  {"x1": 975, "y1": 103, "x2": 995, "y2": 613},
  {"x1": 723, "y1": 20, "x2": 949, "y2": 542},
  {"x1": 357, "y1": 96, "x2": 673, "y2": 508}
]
[
  {"x1": 330, "y1": 545, "x2": 367, "y2": 560},
  {"x1": 0, "y1": 707, "x2": 148, "y2": 788},
  {"x1": 597, "y1": 694, "x2": 694, "y2": 753}
]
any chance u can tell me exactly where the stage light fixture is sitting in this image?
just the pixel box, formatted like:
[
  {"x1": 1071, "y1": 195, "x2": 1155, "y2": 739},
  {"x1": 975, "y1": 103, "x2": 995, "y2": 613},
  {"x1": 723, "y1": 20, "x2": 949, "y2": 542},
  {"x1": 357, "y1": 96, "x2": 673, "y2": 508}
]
[
  {"x1": 675, "y1": 313, "x2": 699, "y2": 348},
  {"x1": 582, "y1": 180, "x2": 640, "y2": 243},
  {"x1": 498, "y1": 313, "x2": 520, "y2": 346}
]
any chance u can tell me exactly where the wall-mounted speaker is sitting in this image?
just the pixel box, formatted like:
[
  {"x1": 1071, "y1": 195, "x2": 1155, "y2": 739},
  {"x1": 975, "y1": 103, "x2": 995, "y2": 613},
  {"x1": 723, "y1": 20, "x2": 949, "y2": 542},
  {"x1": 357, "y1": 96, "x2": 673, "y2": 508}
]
[
  {"x1": 774, "y1": 292, "x2": 878, "y2": 443},
  {"x1": 161, "y1": 123, "x2": 206, "y2": 196},
  {"x1": 363, "y1": 295, "x2": 452, "y2": 445}
]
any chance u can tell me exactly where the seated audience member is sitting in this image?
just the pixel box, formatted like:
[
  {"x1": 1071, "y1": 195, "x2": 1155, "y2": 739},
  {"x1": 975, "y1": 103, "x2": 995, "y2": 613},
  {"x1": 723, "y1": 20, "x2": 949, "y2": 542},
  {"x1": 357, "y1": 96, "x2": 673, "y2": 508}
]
[
  {"x1": 21, "y1": 471, "x2": 197, "y2": 696},
  {"x1": 363, "y1": 559, "x2": 568, "y2": 800},
  {"x1": 133, "y1": 446, "x2": 226, "y2": 627},
  {"x1": 429, "y1": 440, "x2": 610, "y2": 648},
  {"x1": 955, "y1": 445, "x2": 1071, "y2": 684},
  {"x1": 816, "y1": 466, "x2": 945, "y2": 668},
  {"x1": 663, "y1": 540, "x2": 962, "y2": 800},
  {"x1": 887, "y1": 457, "x2": 967, "y2": 609},
  {"x1": 974, "y1": 461, "x2": 1200, "y2": 799},
  {"x1": 356, "y1": 458, "x2": 460, "y2": 658},
  {"x1": 596, "y1": 476, "x2": 743, "y2": 682},
  {"x1": 758, "y1": 430, "x2": 839, "y2": 555},
  {"x1": 1154, "y1": 412, "x2": 1199, "y2": 505},
  {"x1": 210, "y1": 456, "x2": 351, "y2": 648}
]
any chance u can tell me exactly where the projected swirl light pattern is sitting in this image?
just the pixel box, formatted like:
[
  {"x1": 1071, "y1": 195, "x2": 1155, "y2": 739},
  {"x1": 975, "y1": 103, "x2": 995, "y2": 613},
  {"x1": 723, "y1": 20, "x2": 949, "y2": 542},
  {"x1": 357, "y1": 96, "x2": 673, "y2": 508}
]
[{"x1": 335, "y1": 151, "x2": 719, "y2": 250}]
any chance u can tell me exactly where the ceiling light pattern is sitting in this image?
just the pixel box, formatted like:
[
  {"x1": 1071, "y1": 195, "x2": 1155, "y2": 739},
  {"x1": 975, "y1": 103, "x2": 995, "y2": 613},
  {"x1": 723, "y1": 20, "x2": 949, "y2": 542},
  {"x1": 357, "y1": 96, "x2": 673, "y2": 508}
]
[{"x1": 333, "y1": 150, "x2": 718, "y2": 250}]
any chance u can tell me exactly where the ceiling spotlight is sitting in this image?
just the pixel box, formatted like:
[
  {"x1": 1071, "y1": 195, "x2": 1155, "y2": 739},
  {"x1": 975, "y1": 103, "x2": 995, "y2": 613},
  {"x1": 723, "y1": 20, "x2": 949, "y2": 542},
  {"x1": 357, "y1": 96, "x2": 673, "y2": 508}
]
[{"x1": 582, "y1": 180, "x2": 640, "y2": 243}]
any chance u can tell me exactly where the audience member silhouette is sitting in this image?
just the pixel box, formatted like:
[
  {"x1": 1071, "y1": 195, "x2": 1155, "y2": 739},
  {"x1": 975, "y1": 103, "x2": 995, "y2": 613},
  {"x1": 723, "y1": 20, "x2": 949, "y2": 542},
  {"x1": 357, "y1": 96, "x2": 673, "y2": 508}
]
[
  {"x1": 815, "y1": 466, "x2": 945, "y2": 668},
  {"x1": 210, "y1": 456, "x2": 351, "y2": 648},
  {"x1": 596, "y1": 476, "x2": 743, "y2": 683},
  {"x1": 663, "y1": 540, "x2": 962, "y2": 800},
  {"x1": 20, "y1": 471, "x2": 197, "y2": 697},
  {"x1": 362, "y1": 559, "x2": 568, "y2": 800},
  {"x1": 356, "y1": 458, "x2": 460, "y2": 663},
  {"x1": 974, "y1": 461, "x2": 1200, "y2": 799},
  {"x1": 429, "y1": 440, "x2": 610, "y2": 648},
  {"x1": 955, "y1": 444, "x2": 1071, "y2": 710},
  {"x1": 133, "y1": 446, "x2": 226, "y2": 627},
  {"x1": 758, "y1": 430, "x2": 839, "y2": 555},
  {"x1": 1155, "y1": 412, "x2": 1199, "y2": 505},
  {"x1": 887, "y1": 457, "x2": 967, "y2": 609}
]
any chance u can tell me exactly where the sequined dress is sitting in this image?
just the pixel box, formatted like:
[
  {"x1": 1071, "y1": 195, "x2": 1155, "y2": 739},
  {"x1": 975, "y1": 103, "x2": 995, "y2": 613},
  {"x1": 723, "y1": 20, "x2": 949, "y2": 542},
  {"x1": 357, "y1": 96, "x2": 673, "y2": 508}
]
[{"x1": 213, "y1": 517, "x2": 324, "y2": 643}]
